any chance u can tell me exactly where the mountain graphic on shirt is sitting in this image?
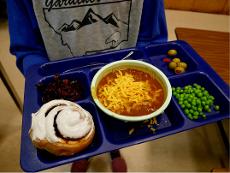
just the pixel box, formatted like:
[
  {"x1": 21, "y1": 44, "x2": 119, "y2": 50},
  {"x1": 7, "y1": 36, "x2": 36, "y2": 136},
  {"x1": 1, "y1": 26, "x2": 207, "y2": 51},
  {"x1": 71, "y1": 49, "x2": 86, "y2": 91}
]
[
  {"x1": 59, "y1": 20, "x2": 81, "y2": 32},
  {"x1": 58, "y1": 8, "x2": 126, "y2": 32},
  {"x1": 44, "y1": 6, "x2": 130, "y2": 55}
]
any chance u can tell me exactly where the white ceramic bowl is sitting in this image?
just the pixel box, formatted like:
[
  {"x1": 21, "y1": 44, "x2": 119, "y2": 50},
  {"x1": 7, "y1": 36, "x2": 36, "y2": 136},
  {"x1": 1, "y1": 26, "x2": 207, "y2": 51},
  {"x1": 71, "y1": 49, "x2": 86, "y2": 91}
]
[{"x1": 91, "y1": 60, "x2": 172, "y2": 122}]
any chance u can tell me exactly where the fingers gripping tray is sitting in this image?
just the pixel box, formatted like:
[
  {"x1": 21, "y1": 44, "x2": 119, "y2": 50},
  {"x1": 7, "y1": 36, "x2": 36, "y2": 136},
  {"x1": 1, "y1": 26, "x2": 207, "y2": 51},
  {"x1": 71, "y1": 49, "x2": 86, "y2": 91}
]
[{"x1": 21, "y1": 41, "x2": 229, "y2": 172}]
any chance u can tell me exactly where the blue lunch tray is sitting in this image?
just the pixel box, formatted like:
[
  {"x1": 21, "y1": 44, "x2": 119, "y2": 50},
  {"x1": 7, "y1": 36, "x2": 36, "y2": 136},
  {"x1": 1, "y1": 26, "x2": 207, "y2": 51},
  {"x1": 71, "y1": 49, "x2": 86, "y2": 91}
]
[{"x1": 21, "y1": 40, "x2": 230, "y2": 172}]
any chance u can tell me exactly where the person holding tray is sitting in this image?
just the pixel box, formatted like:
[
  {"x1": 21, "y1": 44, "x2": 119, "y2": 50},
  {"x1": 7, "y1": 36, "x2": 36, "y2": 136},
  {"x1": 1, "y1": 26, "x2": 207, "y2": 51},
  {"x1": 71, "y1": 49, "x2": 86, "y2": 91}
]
[{"x1": 7, "y1": 0, "x2": 167, "y2": 172}]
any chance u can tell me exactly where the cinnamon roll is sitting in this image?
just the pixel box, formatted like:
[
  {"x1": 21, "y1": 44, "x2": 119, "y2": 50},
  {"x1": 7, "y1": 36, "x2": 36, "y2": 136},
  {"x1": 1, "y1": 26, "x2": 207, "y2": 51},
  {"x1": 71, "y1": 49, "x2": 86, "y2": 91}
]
[{"x1": 29, "y1": 99, "x2": 95, "y2": 156}]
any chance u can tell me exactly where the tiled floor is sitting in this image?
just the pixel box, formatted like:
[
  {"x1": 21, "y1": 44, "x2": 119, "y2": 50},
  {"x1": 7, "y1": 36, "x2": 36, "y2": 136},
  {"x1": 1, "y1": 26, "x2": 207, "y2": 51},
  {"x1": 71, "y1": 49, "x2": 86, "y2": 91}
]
[{"x1": 0, "y1": 10, "x2": 229, "y2": 172}]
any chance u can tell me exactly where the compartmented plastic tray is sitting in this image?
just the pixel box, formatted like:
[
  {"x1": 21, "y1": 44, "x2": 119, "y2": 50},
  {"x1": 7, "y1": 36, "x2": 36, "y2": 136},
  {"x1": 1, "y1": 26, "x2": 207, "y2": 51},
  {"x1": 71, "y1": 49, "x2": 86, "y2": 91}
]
[{"x1": 21, "y1": 40, "x2": 229, "y2": 172}]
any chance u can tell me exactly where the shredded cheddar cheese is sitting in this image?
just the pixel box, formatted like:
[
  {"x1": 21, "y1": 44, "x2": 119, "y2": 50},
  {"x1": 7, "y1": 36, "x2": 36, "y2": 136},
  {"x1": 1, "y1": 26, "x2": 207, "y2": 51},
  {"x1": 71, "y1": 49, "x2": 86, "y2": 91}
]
[{"x1": 97, "y1": 70, "x2": 162, "y2": 115}]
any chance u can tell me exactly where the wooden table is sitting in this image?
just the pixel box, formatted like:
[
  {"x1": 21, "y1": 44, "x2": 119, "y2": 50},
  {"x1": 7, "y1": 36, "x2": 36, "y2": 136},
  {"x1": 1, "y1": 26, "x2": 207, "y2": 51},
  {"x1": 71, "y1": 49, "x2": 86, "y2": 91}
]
[
  {"x1": 175, "y1": 28, "x2": 229, "y2": 84},
  {"x1": 0, "y1": 62, "x2": 23, "y2": 112},
  {"x1": 175, "y1": 27, "x2": 229, "y2": 154}
]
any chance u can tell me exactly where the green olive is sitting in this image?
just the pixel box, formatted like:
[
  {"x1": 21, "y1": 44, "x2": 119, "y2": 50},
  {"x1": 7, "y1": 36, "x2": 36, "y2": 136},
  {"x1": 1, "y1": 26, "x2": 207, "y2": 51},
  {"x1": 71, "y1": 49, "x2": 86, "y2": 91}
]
[
  {"x1": 168, "y1": 61, "x2": 177, "y2": 70},
  {"x1": 172, "y1": 58, "x2": 181, "y2": 63},
  {"x1": 175, "y1": 66, "x2": 185, "y2": 74},
  {"x1": 178, "y1": 62, "x2": 188, "y2": 69},
  {"x1": 168, "y1": 49, "x2": 178, "y2": 56}
]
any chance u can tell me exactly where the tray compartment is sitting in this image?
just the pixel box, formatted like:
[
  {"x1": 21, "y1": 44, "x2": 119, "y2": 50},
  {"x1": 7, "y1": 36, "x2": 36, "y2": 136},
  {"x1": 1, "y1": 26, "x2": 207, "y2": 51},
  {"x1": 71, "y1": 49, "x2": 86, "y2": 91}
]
[
  {"x1": 169, "y1": 72, "x2": 229, "y2": 122},
  {"x1": 77, "y1": 101, "x2": 104, "y2": 151},
  {"x1": 89, "y1": 67, "x2": 101, "y2": 83},
  {"x1": 36, "y1": 101, "x2": 104, "y2": 163},
  {"x1": 37, "y1": 71, "x2": 90, "y2": 105},
  {"x1": 145, "y1": 42, "x2": 198, "y2": 76},
  {"x1": 96, "y1": 100, "x2": 184, "y2": 145},
  {"x1": 39, "y1": 49, "x2": 145, "y2": 75}
]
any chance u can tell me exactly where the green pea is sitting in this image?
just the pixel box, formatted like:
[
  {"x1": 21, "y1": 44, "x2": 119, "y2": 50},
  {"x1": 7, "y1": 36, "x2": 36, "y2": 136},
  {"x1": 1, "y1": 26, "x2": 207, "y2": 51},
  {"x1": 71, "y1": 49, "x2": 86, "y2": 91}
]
[
  {"x1": 201, "y1": 114, "x2": 206, "y2": 119},
  {"x1": 205, "y1": 101, "x2": 210, "y2": 106},
  {"x1": 193, "y1": 111, "x2": 199, "y2": 117},
  {"x1": 196, "y1": 100, "x2": 201, "y2": 105},
  {"x1": 186, "y1": 89, "x2": 191, "y2": 94},
  {"x1": 188, "y1": 98, "x2": 193, "y2": 103},
  {"x1": 201, "y1": 97, "x2": 207, "y2": 101},
  {"x1": 181, "y1": 104, "x2": 186, "y2": 109},
  {"x1": 209, "y1": 96, "x2": 215, "y2": 100},
  {"x1": 214, "y1": 105, "x2": 220, "y2": 111},
  {"x1": 175, "y1": 90, "x2": 180, "y2": 94},
  {"x1": 188, "y1": 114, "x2": 193, "y2": 120},
  {"x1": 204, "y1": 105, "x2": 210, "y2": 111},
  {"x1": 175, "y1": 94, "x2": 180, "y2": 99},
  {"x1": 192, "y1": 101, "x2": 196, "y2": 106},
  {"x1": 189, "y1": 95, "x2": 194, "y2": 99},
  {"x1": 184, "y1": 95, "x2": 189, "y2": 99},
  {"x1": 193, "y1": 83, "x2": 198, "y2": 87},
  {"x1": 196, "y1": 85, "x2": 201, "y2": 89},
  {"x1": 193, "y1": 115, "x2": 198, "y2": 120},
  {"x1": 184, "y1": 109, "x2": 189, "y2": 114},
  {"x1": 192, "y1": 106, "x2": 197, "y2": 111},
  {"x1": 208, "y1": 100, "x2": 213, "y2": 106},
  {"x1": 179, "y1": 98, "x2": 184, "y2": 102},
  {"x1": 184, "y1": 86, "x2": 190, "y2": 90},
  {"x1": 179, "y1": 94, "x2": 185, "y2": 99},
  {"x1": 207, "y1": 109, "x2": 212, "y2": 113},
  {"x1": 198, "y1": 107, "x2": 203, "y2": 112},
  {"x1": 201, "y1": 101, "x2": 206, "y2": 106},
  {"x1": 197, "y1": 92, "x2": 203, "y2": 98},
  {"x1": 186, "y1": 103, "x2": 191, "y2": 108},
  {"x1": 204, "y1": 91, "x2": 209, "y2": 96},
  {"x1": 194, "y1": 89, "x2": 199, "y2": 93}
]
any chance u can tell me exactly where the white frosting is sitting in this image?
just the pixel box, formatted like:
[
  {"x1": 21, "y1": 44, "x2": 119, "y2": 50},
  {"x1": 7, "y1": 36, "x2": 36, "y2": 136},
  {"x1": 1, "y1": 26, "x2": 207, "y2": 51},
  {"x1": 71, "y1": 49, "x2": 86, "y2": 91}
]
[
  {"x1": 56, "y1": 108, "x2": 92, "y2": 139},
  {"x1": 30, "y1": 100, "x2": 94, "y2": 143}
]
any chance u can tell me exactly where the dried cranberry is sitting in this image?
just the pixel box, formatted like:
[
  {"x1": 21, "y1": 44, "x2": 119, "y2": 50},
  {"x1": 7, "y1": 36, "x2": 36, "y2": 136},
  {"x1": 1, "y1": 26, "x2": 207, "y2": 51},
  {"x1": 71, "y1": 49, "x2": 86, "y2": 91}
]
[{"x1": 37, "y1": 75, "x2": 83, "y2": 103}]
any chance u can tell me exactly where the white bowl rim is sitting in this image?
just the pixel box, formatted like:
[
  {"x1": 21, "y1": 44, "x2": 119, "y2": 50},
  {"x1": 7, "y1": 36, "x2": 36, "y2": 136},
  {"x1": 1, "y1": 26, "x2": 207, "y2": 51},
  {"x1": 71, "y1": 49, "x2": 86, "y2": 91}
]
[{"x1": 91, "y1": 60, "x2": 172, "y2": 122}]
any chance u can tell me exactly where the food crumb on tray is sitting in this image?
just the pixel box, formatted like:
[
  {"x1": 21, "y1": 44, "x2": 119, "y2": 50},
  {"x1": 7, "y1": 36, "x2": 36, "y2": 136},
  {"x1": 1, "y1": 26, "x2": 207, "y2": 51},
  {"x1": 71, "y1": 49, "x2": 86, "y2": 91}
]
[{"x1": 128, "y1": 117, "x2": 159, "y2": 135}]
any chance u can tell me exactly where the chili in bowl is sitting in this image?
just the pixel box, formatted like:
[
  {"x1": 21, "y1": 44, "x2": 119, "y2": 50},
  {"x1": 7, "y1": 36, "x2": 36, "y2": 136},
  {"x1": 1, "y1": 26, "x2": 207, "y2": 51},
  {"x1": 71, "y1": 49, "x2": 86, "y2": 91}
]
[{"x1": 91, "y1": 60, "x2": 172, "y2": 122}]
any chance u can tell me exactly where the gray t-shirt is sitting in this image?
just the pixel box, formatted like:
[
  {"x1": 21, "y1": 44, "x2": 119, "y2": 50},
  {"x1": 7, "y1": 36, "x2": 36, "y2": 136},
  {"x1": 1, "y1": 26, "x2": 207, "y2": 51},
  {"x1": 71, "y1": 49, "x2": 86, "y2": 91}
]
[{"x1": 32, "y1": 0, "x2": 144, "y2": 61}]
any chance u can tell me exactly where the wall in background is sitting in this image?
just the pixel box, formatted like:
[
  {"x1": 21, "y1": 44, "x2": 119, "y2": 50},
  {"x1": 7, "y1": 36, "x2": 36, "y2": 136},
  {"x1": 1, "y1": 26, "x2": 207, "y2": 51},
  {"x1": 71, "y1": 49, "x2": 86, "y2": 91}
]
[{"x1": 164, "y1": 0, "x2": 229, "y2": 15}]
